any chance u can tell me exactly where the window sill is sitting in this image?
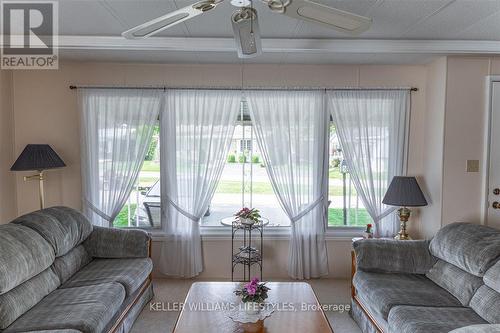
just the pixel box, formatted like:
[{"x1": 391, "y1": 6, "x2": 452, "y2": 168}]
[{"x1": 148, "y1": 226, "x2": 363, "y2": 241}]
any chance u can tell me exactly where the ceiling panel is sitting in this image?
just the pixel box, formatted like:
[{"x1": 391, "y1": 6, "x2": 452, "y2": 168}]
[
  {"x1": 59, "y1": 1, "x2": 124, "y2": 35},
  {"x1": 104, "y1": 0, "x2": 188, "y2": 37},
  {"x1": 457, "y1": 10, "x2": 500, "y2": 40},
  {"x1": 402, "y1": 0, "x2": 500, "y2": 39},
  {"x1": 362, "y1": 0, "x2": 452, "y2": 38}
]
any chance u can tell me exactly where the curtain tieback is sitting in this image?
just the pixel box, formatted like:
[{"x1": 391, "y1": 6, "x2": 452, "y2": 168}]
[
  {"x1": 290, "y1": 195, "x2": 324, "y2": 223},
  {"x1": 83, "y1": 198, "x2": 113, "y2": 222},
  {"x1": 165, "y1": 195, "x2": 201, "y2": 222}
]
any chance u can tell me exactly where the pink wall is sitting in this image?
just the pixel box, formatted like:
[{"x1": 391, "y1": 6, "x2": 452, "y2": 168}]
[
  {"x1": 420, "y1": 57, "x2": 447, "y2": 238},
  {"x1": 441, "y1": 57, "x2": 500, "y2": 227},
  {"x1": 0, "y1": 70, "x2": 17, "y2": 223}
]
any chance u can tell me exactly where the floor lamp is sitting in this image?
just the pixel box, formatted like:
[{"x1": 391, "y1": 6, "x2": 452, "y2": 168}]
[{"x1": 11, "y1": 144, "x2": 66, "y2": 210}]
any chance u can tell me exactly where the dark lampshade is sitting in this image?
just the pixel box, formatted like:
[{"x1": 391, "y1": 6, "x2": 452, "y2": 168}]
[
  {"x1": 383, "y1": 176, "x2": 428, "y2": 207},
  {"x1": 11, "y1": 144, "x2": 66, "y2": 171}
]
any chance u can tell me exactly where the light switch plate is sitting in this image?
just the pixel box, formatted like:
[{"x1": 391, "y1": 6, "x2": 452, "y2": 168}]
[{"x1": 466, "y1": 160, "x2": 479, "y2": 172}]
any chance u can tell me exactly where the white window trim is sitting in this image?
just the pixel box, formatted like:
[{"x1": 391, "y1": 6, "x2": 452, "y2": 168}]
[{"x1": 147, "y1": 225, "x2": 363, "y2": 241}]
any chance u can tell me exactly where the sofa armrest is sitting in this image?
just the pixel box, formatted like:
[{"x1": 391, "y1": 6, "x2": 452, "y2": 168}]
[
  {"x1": 84, "y1": 226, "x2": 151, "y2": 259},
  {"x1": 353, "y1": 239, "x2": 436, "y2": 274}
]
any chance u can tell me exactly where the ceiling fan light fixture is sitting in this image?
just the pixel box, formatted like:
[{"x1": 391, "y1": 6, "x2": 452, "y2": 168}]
[{"x1": 231, "y1": 7, "x2": 262, "y2": 58}]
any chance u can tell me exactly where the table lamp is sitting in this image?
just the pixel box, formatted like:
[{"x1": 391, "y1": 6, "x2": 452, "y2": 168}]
[
  {"x1": 382, "y1": 176, "x2": 427, "y2": 240},
  {"x1": 11, "y1": 144, "x2": 66, "y2": 210}
]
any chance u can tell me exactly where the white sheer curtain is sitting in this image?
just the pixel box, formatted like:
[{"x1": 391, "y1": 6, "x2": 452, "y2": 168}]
[
  {"x1": 327, "y1": 90, "x2": 409, "y2": 237},
  {"x1": 79, "y1": 88, "x2": 161, "y2": 226},
  {"x1": 247, "y1": 90, "x2": 329, "y2": 279},
  {"x1": 159, "y1": 89, "x2": 241, "y2": 278}
]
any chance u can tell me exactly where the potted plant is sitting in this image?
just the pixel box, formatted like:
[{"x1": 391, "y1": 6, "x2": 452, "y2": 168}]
[
  {"x1": 234, "y1": 207, "x2": 261, "y2": 226},
  {"x1": 234, "y1": 278, "x2": 270, "y2": 315}
]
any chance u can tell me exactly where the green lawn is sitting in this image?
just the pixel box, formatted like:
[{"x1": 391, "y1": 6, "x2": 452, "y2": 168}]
[
  {"x1": 216, "y1": 180, "x2": 349, "y2": 196},
  {"x1": 329, "y1": 168, "x2": 343, "y2": 179},
  {"x1": 328, "y1": 208, "x2": 371, "y2": 227},
  {"x1": 138, "y1": 176, "x2": 159, "y2": 187},
  {"x1": 114, "y1": 203, "x2": 137, "y2": 228},
  {"x1": 141, "y1": 161, "x2": 160, "y2": 172}
]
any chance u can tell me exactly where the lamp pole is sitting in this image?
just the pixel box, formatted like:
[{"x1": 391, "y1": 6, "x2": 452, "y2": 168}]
[{"x1": 340, "y1": 159, "x2": 348, "y2": 226}]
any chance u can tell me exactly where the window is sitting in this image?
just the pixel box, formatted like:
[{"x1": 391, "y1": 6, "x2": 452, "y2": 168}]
[
  {"x1": 201, "y1": 101, "x2": 289, "y2": 227},
  {"x1": 239, "y1": 139, "x2": 252, "y2": 152},
  {"x1": 327, "y1": 123, "x2": 371, "y2": 227},
  {"x1": 114, "y1": 93, "x2": 405, "y2": 231},
  {"x1": 114, "y1": 123, "x2": 160, "y2": 228}
]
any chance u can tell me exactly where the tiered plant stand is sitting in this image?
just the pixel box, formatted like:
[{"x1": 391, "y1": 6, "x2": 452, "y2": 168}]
[{"x1": 221, "y1": 217, "x2": 268, "y2": 282}]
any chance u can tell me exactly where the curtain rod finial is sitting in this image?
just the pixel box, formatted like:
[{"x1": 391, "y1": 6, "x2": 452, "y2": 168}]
[
  {"x1": 411, "y1": 87, "x2": 418, "y2": 92},
  {"x1": 69, "y1": 85, "x2": 77, "y2": 90}
]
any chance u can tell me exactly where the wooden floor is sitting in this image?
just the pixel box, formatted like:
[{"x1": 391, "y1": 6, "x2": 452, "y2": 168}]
[{"x1": 131, "y1": 278, "x2": 361, "y2": 333}]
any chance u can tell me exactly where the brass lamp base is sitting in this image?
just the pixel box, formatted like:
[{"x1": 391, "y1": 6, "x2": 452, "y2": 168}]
[
  {"x1": 394, "y1": 207, "x2": 412, "y2": 240},
  {"x1": 24, "y1": 170, "x2": 45, "y2": 210}
]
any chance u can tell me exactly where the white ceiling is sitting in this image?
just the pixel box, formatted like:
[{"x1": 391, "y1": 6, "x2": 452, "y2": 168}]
[{"x1": 56, "y1": 0, "x2": 500, "y2": 64}]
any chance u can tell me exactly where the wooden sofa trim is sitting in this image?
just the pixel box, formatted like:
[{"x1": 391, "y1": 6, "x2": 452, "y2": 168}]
[
  {"x1": 351, "y1": 250, "x2": 385, "y2": 333},
  {"x1": 108, "y1": 238, "x2": 153, "y2": 333}
]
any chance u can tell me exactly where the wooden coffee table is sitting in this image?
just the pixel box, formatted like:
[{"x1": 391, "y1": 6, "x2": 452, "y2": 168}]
[{"x1": 173, "y1": 282, "x2": 333, "y2": 333}]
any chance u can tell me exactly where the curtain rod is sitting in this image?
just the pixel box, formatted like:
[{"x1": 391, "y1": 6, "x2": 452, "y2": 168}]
[{"x1": 69, "y1": 85, "x2": 418, "y2": 92}]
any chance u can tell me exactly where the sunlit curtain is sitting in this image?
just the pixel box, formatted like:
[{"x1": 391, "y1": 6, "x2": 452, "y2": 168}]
[
  {"x1": 327, "y1": 90, "x2": 409, "y2": 237},
  {"x1": 247, "y1": 90, "x2": 329, "y2": 279},
  {"x1": 79, "y1": 88, "x2": 161, "y2": 226},
  {"x1": 159, "y1": 89, "x2": 241, "y2": 278}
]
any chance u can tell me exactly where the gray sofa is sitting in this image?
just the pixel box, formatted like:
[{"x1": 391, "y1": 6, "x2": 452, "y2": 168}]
[
  {"x1": 351, "y1": 222, "x2": 500, "y2": 333},
  {"x1": 0, "y1": 206, "x2": 153, "y2": 333}
]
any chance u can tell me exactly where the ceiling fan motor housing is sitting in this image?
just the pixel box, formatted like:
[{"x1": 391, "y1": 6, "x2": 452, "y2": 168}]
[{"x1": 231, "y1": 0, "x2": 251, "y2": 7}]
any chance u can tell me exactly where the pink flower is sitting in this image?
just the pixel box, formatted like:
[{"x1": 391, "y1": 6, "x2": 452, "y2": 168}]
[
  {"x1": 250, "y1": 277, "x2": 259, "y2": 285},
  {"x1": 245, "y1": 284, "x2": 257, "y2": 295}
]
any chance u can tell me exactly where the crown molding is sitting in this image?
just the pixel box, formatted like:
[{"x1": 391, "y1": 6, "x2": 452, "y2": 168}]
[{"x1": 3, "y1": 35, "x2": 500, "y2": 54}]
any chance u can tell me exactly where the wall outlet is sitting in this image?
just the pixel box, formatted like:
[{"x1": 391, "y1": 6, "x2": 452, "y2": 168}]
[{"x1": 466, "y1": 160, "x2": 480, "y2": 172}]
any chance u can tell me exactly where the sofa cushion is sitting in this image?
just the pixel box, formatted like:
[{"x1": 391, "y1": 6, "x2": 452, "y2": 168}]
[
  {"x1": 388, "y1": 306, "x2": 488, "y2": 333},
  {"x1": 51, "y1": 245, "x2": 92, "y2": 284},
  {"x1": 354, "y1": 239, "x2": 436, "y2": 274},
  {"x1": 470, "y1": 285, "x2": 500, "y2": 324},
  {"x1": 61, "y1": 258, "x2": 152, "y2": 296},
  {"x1": 429, "y1": 222, "x2": 500, "y2": 276},
  {"x1": 84, "y1": 226, "x2": 150, "y2": 259},
  {"x1": 4, "y1": 282, "x2": 125, "y2": 333},
  {"x1": 13, "y1": 206, "x2": 93, "y2": 257},
  {"x1": 426, "y1": 260, "x2": 484, "y2": 305},
  {"x1": 353, "y1": 271, "x2": 462, "y2": 320},
  {"x1": 0, "y1": 268, "x2": 60, "y2": 329},
  {"x1": 484, "y1": 260, "x2": 500, "y2": 293},
  {"x1": 0, "y1": 224, "x2": 55, "y2": 294}
]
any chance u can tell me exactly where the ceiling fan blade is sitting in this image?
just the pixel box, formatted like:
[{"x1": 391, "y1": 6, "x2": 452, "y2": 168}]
[
  {"x1": 231, "y1": 7, "x2": 262, "y2": 59},
  {"x1": 278, "y1": 0, "x2": 372, "y2": 34},
  {"x1": 122, "y1": 0, "x2": 223, "y2": 39}
]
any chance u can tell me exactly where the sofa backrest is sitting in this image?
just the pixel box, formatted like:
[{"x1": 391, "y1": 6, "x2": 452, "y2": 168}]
[
  {"x1": 427, "y1": 222, "x2": 500, "y2": 324},
  {"x1": 12, "y1": 206, "x2": 93, "y2": 257},
  {"x1": 429, "y1": 222, "x2": 500, "y2": 276},
  {"x1": 0, "y1": 206, "x2": 94, "y2": 329},
  {"x1": 469, "y1": 260, "x2": 500, "y2": 324}
]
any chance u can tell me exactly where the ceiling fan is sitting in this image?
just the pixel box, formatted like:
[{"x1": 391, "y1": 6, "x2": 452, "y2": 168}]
[{"x1": 122, "y1": 0, "x2": 372, "y2": 59}]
